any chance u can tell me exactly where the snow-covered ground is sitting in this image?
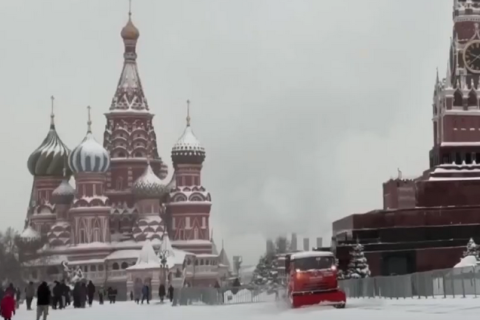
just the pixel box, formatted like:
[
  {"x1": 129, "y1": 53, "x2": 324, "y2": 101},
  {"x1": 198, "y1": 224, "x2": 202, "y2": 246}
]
[{"x1": 12, "y1": 298, "x2": 480, "y2": 320}]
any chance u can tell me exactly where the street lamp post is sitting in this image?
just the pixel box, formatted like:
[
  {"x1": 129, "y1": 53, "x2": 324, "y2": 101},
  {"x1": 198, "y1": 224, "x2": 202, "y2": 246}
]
[{"x1": 159, "y1": 249, "x2": 169, "y2": 286}]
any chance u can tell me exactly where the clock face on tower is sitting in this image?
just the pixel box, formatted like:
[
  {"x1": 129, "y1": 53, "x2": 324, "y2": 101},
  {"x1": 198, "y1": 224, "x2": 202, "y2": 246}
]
[{"x1": 464, "y1": 40, "x2": 480, "y2": 74}]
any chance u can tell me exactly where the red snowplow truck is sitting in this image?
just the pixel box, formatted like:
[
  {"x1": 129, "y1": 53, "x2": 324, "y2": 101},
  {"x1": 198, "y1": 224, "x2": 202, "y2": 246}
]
[{"x1": 285, "y1": 251, "x2": 346, "y2": 308}]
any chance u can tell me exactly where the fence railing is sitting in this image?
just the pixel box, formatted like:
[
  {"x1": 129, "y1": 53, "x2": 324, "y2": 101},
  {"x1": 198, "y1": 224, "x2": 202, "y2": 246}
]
[
  {"x1": 172, "y1": 285, "x2": 283, "y2": 306},
  {"x1": 339, "y1": 266, "x2": 480, "y2": 299}
]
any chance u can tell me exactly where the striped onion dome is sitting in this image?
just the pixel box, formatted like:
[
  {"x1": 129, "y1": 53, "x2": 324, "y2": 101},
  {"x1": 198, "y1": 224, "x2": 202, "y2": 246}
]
[
  {"x1": 27, "y1": 120, "x2": 71, "y2": 177},
  {"x1": 68, "y1": 108, "x2": 110, "y2": 173},
  {"x1": 132, "y1": 163, "x2": 168, "y2": 199}
]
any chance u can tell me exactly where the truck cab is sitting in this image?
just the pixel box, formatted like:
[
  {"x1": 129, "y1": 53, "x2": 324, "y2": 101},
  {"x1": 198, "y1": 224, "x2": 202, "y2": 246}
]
[{"x1": 285, "y1": 251, "x2": 345, "y2": 308}]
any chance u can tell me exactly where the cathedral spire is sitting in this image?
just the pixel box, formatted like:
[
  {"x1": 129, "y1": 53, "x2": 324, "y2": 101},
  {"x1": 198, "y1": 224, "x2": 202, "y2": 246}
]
[
  {"x1": 50, "y1": 95, "x2": 55, "y2": 129},
  {"x1": 109, "y1": 2, "x2": 148, "y2": 112},
  {"x1": 87, "y1": 106, "x2": 92, "y2": 133},
  {"x1": 186, "y1": 100, "x2": 191, "y2": 127}
]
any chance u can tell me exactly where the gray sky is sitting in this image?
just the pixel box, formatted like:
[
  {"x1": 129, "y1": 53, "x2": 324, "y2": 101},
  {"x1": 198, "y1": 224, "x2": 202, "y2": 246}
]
[{"x1": 0, "y1": 0, "x2": 451, "y2": 265}]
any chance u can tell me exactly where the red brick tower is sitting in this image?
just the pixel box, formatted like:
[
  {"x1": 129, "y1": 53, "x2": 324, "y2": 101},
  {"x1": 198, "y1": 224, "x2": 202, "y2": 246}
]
[
  {"x1": 417, "y1": 0, "x2": 480, "y2": 206},
  {"x1": 103, "y1": 10, "x2": 168, "y2": 214},
  {"x1": 68, "y1": 107, "x2": 111, "y2": 244},
  {"x1": 167, "y1": 101, "x2": 212, "y2": 254}
]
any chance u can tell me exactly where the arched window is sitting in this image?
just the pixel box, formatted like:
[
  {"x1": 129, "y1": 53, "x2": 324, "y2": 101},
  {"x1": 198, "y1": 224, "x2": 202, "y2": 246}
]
[
  {"x1": 469, "y1": 90, "x2": 478, "y2": 107},
  {"x1": 112, "y1": 263, "x2": 119, "y2": 270},
  {"x1": 116, "y1": 177, "x2": 123, "y2": 190},
  {"x1": 121, "y1": 262, "x2": 129, "y2": 269},
  {"x1": 193, "y1": 228, "x2": 199, "y2": 240},
  {"x1": 134, "y1": 152, "x2": 144, "y2": 158},
  {"x1": 90, "y1": 265, "x2": 97, "y2": 272},
  {"x1": 454, "y1": 90, "x2": 463, "y2": 107},
  {"x1": 92, "y1": 219, "x2": 102, "y2": 242},
  {"x1": 79, "y1": 220, "x2": 87, "y2": 244}
]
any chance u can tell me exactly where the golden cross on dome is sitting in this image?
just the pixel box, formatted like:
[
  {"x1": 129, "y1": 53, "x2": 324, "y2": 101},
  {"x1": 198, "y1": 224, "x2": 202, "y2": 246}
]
[
  {"x1": 87, "y1": 106, "x2": 92, "y2": 133},
  {"x1": 50, "y1": 95, "x2": 55, "y2": 126},
  {"x1": 186, "y1": 99, "x2": 191, "y2": 127},
  {"x1": 128, "y1": 0, "x2": 132, "y2": 18}
]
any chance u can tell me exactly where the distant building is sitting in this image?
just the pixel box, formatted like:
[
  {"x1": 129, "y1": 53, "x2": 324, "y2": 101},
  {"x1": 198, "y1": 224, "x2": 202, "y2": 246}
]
[
  {"x1": 332, "y1": 1, "x2": 480, "y2": 276},
  {"x1": 16, "y1": 8, "x2": 229, "y2": 297},
  {"x1": 303, "y1": 238, "x2": 310, "y2": 251},
  {"x1": 291, "y1": 233, "x2": 298, "y2": 251},
  {"x1": 316, "y1": 237, "x2": 323, "y2": 248}
]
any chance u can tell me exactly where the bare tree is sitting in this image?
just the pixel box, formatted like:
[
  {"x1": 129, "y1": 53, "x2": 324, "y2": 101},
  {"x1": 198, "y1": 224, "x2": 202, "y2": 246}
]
[
  {"x1": 0, "y1": 228, "x2": 22, "y2": 285},
  {"x1": 275, "y1": 236, "x2": 289, "y2": 254}
]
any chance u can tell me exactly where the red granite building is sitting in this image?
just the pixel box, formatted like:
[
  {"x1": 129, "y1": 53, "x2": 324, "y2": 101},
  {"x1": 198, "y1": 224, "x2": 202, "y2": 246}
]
[{"x1": 332, "y1": 0, "x2": 480, "y2": 277}]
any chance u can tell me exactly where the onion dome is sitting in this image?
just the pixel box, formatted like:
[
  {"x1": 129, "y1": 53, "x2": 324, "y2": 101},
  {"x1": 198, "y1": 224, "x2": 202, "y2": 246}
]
[
  {"x1": 171, "y1": 100, "x2": 205, "y2": 165},
  {"x1": 19, "y1": 225, "x2": 41, "y2": 241},
  {"x1": 27, "y1": 97, "x2": 71, "y2": 176},
  {"x1": 132, "y1": 162, "x2": 168, "y2": 199},
  {"x1": 121, "y1": 14, "x2": 139, "y2": 41},
  {"x1": 51, "y1": 179, "x2": 75, "y2": 205},
  {"x1": 69, "y1": 106, "x2": 110, "y2": 173}
]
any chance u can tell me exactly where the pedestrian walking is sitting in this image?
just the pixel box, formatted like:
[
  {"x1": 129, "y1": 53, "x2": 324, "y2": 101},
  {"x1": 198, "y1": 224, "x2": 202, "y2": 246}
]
[
  {"x1": 87, "y1": 281, "x2": 95, "y2": 307},
  {"x1": 1, "y1": 291, "x2": 15, "y2": 320},
  {"x1": 158, "y1": 284, "x2": 166, "y2": 302},
  {"x1": 25, "y1": 282, "x2": 35, "y2": 310},
  {"x1": 36, "y1": 282, "x2": 51, "y2": 320}
]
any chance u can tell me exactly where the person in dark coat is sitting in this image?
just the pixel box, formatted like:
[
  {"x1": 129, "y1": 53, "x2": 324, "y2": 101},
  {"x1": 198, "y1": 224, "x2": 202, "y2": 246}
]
[
  {"x1": 107, "y1": 287, "x2": 114, "y2": 304},
  {"x1": 98, "y1": 287, "x2": 104, "y2": 305},
  {"x1": 60, "y1": 281, "x2": 70, "y2": 307},
  {"x1": 168, "y1": 285, "x2": 174, "y2": 302},
  {"x1": 141, "y1": 285, "x2": 149, "y2": 304},
  {"x1": 86, "y1": 281, "x2": 95, "y2": 307},
  {"x1": 72, "y1": 283, "x2": 80, "y2": 308},
  {"x1": 79, "y1": 283, "x2": 87, "y2": 308},
  {"x1": 25, "y1": 282, "x2": 35, "y2": 310},
  {"x1": 158, "y1": 284, "x2": 166, "y2": 302},
  {"x1": 36, "y1": 282, "x2": 51, "y2": 320},
  {"x1": 52, "y1": 282, "x2": 63, "y2": 310}
]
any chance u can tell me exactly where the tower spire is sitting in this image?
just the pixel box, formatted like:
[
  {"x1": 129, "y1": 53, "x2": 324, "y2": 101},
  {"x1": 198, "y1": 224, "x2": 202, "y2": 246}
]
[
  {"x1": 128, "y1": 0, "x2": 132, "y2": 19},
  {"x1": 63, "y1": 154, "x2": 67, "y2": 178},
  {"x1": 50, "y1": 95, "x2": 55, "y2": 128},
  {"x1": 186, "y1": 100, "x2": 191, "y2": 127},
  {"x1": 87, "y1": 106, "x2": 92, "y2": 133}
]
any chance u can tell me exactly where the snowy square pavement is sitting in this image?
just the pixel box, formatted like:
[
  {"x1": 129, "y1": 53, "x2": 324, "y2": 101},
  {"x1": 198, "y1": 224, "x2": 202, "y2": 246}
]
[{"x1": 13, "y1": 298, "x2": 480, "y2": 320}]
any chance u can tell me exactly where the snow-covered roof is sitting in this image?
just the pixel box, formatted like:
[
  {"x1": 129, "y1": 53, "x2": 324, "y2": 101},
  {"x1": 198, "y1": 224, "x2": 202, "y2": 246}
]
[
  {"x1": 132, "y1": 163, "x2": 168, "y2": 199},
  {"x1": 162, "y1": 234, "x2": 187, "y2": 268},
  {"x1": 105, "y1": 250, "x2": 140, "y2": 260},
  {"x1": 454, "y1": 256, "x2": 479, "y2": 268},
  {"x1": 20, "y1": 226, "x2": 41, "y2": 240},
  {"x1": 127, "y1": 240, "x2": 161, "y2": 270},
  {"x1": 52, "y1": 179, "x2": 75, "y2": 204},
  {"x1": 218, "y1": 248, "x2": 231, "y2": 267},
  {"x1": 27, "y1": 119, "x2": 72, "y2": 177},
  {"x1": 69, "y1": 131, "x2": 110, "y2": 174},
  {"x1": 290, "y1": 251, "x2": 333, "y2": 260},
  {"x1": 172, "y1": 125, "x2": 204, "y2": 155},
  {"x1": 211, "y1": 239, "x2": 218, "y2": 255},
  {"x1": 110, "y1": 56, "x2": 149, "y2": 112}
]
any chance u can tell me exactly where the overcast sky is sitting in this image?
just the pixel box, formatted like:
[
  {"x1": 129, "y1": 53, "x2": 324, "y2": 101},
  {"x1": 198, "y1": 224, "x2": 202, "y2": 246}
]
[{"x1": 0, "y1": 0, "x2": 452, "y2": 264}]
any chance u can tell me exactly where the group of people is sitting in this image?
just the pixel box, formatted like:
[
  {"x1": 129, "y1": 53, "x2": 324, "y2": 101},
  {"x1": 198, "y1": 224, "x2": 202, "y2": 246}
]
[
  {"x1": 130, "y1": 283, "x2": 174, "y2": 304},
  {"x1": 0, "y1": 281, "x2": 177, "y2": 320},
  {"x1": 0, "y1": 280, "x2": 122, "y2": 320}
]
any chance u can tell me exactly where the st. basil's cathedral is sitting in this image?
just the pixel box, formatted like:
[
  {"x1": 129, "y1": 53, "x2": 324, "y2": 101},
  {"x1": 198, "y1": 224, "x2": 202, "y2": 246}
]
[{"x1": 17, "y1": 9, "x2": 230, "y2": 296}]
